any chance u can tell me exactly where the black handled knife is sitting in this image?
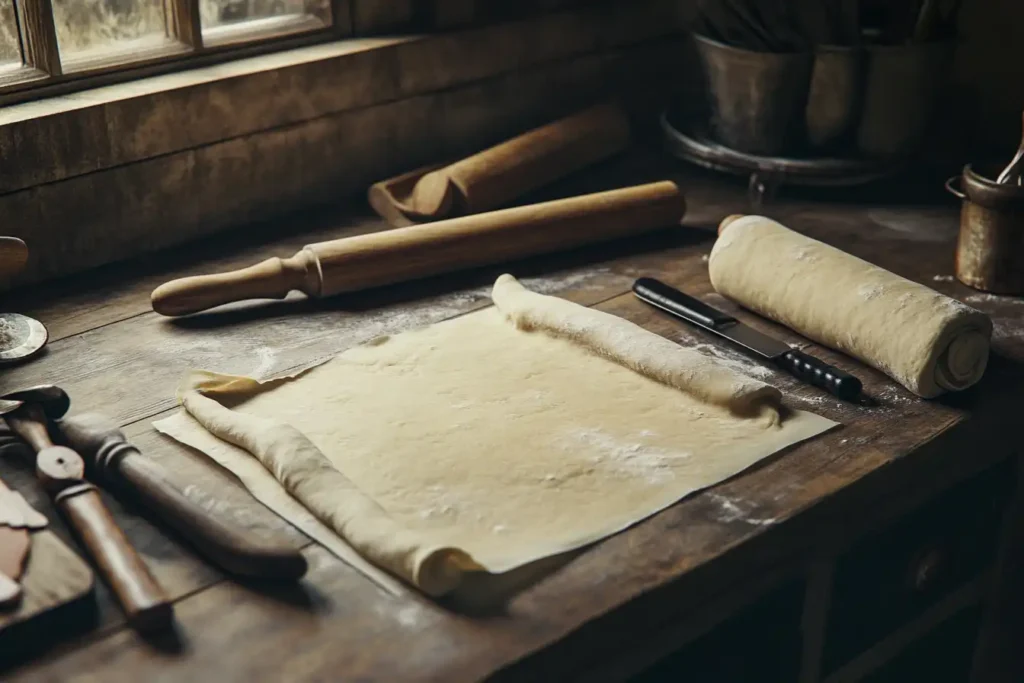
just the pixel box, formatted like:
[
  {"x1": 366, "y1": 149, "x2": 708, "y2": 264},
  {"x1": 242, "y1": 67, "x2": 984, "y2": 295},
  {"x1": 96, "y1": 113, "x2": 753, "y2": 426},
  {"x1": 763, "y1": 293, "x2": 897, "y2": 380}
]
[{"x1": 633, "y1": 278, "x2": 864, "y2": 402}]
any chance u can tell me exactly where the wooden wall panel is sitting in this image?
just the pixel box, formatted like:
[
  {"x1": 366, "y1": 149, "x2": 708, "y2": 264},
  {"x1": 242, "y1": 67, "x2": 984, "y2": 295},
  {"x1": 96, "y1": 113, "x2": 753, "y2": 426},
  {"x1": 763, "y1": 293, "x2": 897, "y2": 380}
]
[
  {"x1": 951, "y1": 0, "x2": 1024, "y2": 151},
  {"x1": 0, "y1": 0, "x2": 680, "y2": 195}
]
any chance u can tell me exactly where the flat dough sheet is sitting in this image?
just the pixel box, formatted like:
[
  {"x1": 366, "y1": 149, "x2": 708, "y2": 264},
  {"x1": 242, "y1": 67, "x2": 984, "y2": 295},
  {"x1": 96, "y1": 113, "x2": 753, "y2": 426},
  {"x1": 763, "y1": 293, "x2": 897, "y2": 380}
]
[{"x1": 155, "y1": 276, "x2": 835, "y2": 595}]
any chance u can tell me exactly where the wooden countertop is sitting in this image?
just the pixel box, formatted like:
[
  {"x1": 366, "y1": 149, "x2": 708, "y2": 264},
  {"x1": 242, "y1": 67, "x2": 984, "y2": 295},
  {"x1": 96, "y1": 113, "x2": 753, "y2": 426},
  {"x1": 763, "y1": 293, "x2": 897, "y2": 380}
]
[{"x1": 2, "y1": 154, "x2": 1022, "y2": 681}]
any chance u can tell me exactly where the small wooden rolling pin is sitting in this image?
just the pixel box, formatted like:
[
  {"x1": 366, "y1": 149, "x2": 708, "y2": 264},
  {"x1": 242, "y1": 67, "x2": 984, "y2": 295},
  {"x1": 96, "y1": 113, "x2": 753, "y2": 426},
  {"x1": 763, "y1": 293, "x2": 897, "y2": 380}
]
[{"x1": 152, "y1": 181, "x2": 686, "y2": 316}]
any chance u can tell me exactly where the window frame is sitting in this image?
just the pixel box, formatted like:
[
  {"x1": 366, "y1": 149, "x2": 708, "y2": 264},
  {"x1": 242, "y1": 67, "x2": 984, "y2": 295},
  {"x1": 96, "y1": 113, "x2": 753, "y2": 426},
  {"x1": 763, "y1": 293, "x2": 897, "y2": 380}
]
[{"x1": 0, "y1": 0, "x2": 350, "y2": 105}]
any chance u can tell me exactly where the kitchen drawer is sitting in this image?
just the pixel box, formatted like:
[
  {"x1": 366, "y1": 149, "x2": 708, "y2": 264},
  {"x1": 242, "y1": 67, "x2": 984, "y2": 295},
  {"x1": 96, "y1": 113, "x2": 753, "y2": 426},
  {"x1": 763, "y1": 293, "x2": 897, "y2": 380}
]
[
  {"x1": 862, "y1": 606, "x2": 983, "y2": 683},
  {"x1": 822, "y1": 459, "x2": 1013, "y2": 673},
  {"x1": 631, "y1": 581, "x2": 804, "y2": 683}
]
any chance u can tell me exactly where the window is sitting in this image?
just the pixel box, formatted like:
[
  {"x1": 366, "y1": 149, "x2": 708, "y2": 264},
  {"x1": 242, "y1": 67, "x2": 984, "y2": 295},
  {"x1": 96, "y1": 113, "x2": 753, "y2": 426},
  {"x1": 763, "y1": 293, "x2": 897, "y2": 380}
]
[{"x1": 0, "y1": 0, "x2": 340, "y2": 101}]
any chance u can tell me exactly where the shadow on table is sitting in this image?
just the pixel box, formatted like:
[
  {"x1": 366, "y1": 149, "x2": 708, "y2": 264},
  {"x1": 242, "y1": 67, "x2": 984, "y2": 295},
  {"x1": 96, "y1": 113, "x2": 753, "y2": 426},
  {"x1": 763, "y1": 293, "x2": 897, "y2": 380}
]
[{"x1": 441, "y1": 550, "x2": 583, "y2": 617}]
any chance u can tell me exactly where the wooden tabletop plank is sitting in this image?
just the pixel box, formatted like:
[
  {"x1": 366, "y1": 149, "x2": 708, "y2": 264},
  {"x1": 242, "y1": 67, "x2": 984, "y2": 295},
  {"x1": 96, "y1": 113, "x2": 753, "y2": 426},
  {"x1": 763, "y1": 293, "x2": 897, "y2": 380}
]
[
  {"x1": 6, "y1": 158, "x2": 1024, "y2": 680},
  {"x1": 12, "y1": 222, "x2": 1014, "y2": 682}
]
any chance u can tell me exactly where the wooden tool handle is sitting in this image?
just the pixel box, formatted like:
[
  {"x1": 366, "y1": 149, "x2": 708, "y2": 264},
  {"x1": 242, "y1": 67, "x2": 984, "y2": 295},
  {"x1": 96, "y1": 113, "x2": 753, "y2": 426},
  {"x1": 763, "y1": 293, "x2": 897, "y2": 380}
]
[
  {"x1": 151, "y1": 255, "x2": 321, "y2": 316},
  {"x1": 59, "y1": 413, "x2": 307, "y2": 580},
  {"x1": 57, "y1": 484, "x2": 172, "y2": 632},
  {"x1": 118, "y1": 450, "x2": 308, "y2": 580}
]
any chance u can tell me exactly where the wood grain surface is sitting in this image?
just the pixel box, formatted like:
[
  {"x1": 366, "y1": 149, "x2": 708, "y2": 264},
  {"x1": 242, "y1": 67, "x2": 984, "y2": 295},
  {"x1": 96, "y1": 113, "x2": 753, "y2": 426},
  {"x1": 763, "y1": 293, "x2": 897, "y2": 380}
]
[
  {"x1": 0, "y1": 530, "x2": 94, "y2": 666},
  {"x1": 2, "y1": 153, "x2": 1022, "y2": 680}
]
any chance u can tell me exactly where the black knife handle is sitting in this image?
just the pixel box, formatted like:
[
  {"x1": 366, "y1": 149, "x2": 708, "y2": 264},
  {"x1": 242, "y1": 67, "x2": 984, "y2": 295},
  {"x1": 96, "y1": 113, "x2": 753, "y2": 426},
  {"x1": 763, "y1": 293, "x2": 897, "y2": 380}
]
[
  {"x1": 777, "y1": 349, "x2": 863, "y2": 402},
  {"x1": 632, "y1": 278, "x2": 735, "y2": 329}
]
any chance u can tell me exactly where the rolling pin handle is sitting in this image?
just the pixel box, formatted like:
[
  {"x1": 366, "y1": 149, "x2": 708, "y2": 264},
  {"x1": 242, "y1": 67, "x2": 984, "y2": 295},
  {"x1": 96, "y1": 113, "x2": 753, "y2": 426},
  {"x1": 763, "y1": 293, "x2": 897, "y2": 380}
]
[{"x1": 150, "y1": 251, "x2": 320, "y2": 316}]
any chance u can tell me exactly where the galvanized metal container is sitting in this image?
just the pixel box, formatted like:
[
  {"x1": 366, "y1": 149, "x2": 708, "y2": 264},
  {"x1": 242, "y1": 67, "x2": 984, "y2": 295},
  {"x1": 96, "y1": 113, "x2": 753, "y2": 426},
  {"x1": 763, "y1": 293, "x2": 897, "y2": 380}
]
[
  {"x1": 857, "y1": 42, "x2": 954, "y2": 159},
  {"x1": 946, "y1": 164, "x2": 1024, "y2": 294},
  {"x1": 805, "y1": 46, "x2": 864, "y2": 151},
  {"x1": 694, "y1": 34, "x2": 813, "y2": 156}
]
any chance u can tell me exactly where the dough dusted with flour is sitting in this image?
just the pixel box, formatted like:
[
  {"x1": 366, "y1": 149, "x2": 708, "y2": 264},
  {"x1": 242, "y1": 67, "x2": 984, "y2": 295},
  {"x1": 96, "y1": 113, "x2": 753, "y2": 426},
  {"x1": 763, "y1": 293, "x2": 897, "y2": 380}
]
[
  {"x1": 709, "y1": 216, "x2": 992, "y2": 398},
  {"x1": 492, "y1": 275, "x2": 782, "y2": 422},
  {"x1": 155, "y1": 275, "x2": 835, "y2": 595}
]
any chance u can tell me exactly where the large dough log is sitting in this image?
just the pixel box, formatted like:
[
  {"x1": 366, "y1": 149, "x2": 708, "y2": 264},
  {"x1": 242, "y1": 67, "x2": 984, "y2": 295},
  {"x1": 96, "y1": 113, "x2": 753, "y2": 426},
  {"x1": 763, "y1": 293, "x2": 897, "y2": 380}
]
[{"x1": 708, "y1": 215, "x2": 992, "y2": 398}]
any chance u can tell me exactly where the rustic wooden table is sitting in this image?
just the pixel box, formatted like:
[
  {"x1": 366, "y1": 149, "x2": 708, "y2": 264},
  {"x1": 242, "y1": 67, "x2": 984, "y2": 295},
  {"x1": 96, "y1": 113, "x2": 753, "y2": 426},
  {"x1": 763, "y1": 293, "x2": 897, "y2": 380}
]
[{"x1": 1, "y1": 155, "x2": 1021, "y2": 682}]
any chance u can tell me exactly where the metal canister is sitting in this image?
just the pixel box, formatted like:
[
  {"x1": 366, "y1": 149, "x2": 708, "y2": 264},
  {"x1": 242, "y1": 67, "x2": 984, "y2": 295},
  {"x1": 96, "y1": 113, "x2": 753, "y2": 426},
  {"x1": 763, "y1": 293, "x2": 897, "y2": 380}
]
[
  {"x1": 693, "y1": 34, "x2": 813, "y2": 156},
  {"x1": 946, "y1": 164, "x2": 1024, "y2": 294}
]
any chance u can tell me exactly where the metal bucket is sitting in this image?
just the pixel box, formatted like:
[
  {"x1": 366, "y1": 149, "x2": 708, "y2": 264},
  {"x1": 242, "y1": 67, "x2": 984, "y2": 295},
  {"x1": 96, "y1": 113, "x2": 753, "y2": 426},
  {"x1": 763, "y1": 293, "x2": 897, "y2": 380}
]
[
  {"x1": 946, "y1": 164, "x2": 1024, "y2": 294},
  {"x1": 857, "y1": 42, "x2": 953, "y2": 159},
  {"x1": 694, "y1": 34, "x2": 813, "y2": 156},
  {"x1": 805, "y1": 46, "x2": 864, "y2": 151}
]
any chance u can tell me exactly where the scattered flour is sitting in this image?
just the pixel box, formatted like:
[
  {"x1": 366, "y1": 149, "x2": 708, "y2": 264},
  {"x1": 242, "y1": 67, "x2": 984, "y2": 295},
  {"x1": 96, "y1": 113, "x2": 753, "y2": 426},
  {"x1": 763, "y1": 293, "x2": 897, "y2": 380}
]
[
  {"x1": 858, "y1": 283, "x2": 886, "y2": 301},
  {"x1": 251, "y1": 346, "x2": 277, "y2": 378},
  {"x1": 874, "y1": 384, "x2": 915, "y2": 405},
  {"x1": 519, "y1": 268, "x2": 626, "y2": 295},
  {"x1": 706, "y1": 493, "x2": 777, "y2": 527},
  {"x1": 866, "y1": 209, "x2": 958, "y2": 243},
  {"x1": 374, "y1": 601, "x2": 436, "y2": 629},
  {"x1": 566, "y1": 426, "x2": 691, "y2": 484},
  {"x1": 993, "y1": 319, "x2": 1024, "y2": 342},
  {"x1": 932, "y1": 274, "x2": 955, "y2": 282},
  {"x1": 689, "y1": 342, "x2": 776, "y2": 380},
  {"x1": 965, "y1": 292, "x2": 1024, "y2": 305},
  {"x1": 792, "y1": 245, "x2": 819, "y2": 263},
  {"x1": 0, "y1": 316, "x2": 17, "y2": 347},
  {"x1": 418, "y1": 484, "x2": 470, "y2": 520},
  {"x1": 700, "y1": 254, "x2": 710, "y2": 263}
]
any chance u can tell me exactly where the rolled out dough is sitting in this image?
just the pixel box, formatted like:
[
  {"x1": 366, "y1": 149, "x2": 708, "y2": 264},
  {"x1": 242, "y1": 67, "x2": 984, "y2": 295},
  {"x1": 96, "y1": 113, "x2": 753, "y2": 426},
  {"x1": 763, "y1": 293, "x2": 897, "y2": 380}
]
[
  {"x1": 709, "y1": 216, "x2": 992, "y2": 398},
  {"x1": 155, "y1": 275, "x2": 835, "y2": 596}
]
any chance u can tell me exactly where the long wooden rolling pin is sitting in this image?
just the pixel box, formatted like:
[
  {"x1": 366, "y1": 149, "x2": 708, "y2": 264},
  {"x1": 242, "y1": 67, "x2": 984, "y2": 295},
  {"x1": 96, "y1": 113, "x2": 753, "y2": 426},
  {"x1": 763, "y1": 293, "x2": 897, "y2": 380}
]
[{"x1": 151, "y1": 181, "x2": 686, "y2": 316}]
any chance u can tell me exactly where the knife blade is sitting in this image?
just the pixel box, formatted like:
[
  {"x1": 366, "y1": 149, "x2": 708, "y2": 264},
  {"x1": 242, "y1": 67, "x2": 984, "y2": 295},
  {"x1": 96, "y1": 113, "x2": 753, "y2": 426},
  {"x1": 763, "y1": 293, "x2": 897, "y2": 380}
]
[{"x1": 632, "y1": 278, "x2": 864, "y2": 402}]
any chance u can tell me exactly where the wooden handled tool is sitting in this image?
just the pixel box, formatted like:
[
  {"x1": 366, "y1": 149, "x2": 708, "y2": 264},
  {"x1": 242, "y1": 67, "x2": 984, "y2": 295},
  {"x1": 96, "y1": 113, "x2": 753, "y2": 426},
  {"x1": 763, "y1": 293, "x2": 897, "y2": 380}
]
[
  {"x1": 152, "y1": 181, "x2": 686, "y2": 316},
  {"x1": 0, "y1": 390, "x2": 172, "y2": 632},
  {"x1": 58, "y1": 413, "x2": 307, "y2": 581}
]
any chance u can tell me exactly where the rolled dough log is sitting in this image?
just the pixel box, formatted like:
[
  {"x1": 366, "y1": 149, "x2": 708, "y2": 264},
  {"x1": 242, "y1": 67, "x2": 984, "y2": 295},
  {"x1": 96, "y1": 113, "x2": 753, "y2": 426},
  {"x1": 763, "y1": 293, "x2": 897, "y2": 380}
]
[
  {"x1": 709, "y1": 215, "x2": 992, "y2": 398},
  {"x1": 156, "y1": 276, "x2": 835, "y2": 596},
  {"x1": 492, "y1": 275, "x2": 782, "y2": 422}
]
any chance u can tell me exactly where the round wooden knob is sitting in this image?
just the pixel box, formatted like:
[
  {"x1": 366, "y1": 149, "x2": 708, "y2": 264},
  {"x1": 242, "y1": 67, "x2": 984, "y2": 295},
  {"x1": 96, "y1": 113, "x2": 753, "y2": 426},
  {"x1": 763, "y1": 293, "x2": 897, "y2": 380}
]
[
  {"x1": 908, "y1": 546, "x2": 946, "y2": 592},
  {"x1": 36, "y1": 445, "x2": 86, "y2": 491}
]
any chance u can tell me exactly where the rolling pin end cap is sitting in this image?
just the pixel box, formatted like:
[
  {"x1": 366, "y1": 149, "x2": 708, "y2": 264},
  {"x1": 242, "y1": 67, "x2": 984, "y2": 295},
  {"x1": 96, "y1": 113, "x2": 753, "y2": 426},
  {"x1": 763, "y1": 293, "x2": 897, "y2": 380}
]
[
  {"x1": 150, "y1": 284, "x2": 185, "y2": 317},
  {"x1": 130, "y1": 600, "x2": 175, "y2": 634},
  {"x1": 718, "y1": 215, "x2": 746, "y2": 235}
]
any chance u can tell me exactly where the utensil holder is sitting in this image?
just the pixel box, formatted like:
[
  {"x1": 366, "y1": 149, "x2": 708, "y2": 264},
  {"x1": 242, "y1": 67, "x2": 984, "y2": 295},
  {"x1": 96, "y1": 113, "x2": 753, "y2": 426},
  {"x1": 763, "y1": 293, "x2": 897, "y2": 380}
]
[{"x1": 946, "y1": 164, "x2": 1024, "y2": 294}]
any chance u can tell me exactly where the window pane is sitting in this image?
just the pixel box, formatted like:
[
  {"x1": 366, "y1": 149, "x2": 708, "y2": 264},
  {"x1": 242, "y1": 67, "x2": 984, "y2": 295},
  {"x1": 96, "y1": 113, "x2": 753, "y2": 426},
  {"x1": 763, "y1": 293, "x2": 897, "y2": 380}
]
[
  {"x1": 200, "y1": 0, "x2": 329, "y2": 30},
  {"x1": 52, "y1": 0, "x2": 167, "y2": 58},
  {"x1": 0, "y1": 1, "x2": 20, "y2": 67}
]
